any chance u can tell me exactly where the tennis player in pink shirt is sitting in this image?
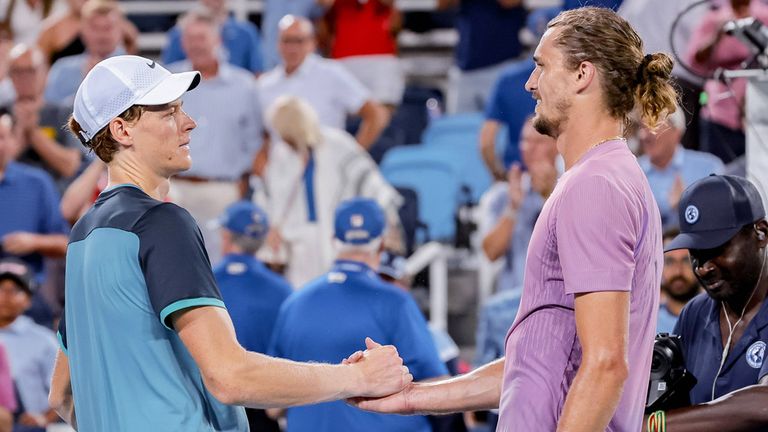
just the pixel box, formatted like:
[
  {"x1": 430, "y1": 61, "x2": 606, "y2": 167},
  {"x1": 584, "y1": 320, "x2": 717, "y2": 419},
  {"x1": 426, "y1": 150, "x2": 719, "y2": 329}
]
[{"x1": 350, "y1": 7, "x2": 677, "y2": 431}]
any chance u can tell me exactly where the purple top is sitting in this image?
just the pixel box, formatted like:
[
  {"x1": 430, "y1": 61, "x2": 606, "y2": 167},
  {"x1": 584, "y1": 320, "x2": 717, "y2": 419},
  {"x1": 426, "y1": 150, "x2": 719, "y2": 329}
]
[{"x1": 498, "y1": 140, "x2": 662, "y2": 431}]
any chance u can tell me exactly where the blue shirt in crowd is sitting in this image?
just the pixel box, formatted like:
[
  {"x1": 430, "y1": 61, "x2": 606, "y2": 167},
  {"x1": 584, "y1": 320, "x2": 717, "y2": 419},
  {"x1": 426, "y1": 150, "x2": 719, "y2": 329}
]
[
  {"x1": 484, "y1": 58, "x2": 536, "y2": 168},
  {"x1": 475, "y1": 289, "x2": 522, "y2": 366},
  {"x1": 0, "y1": 315, "x2": 57, "y2": 415},
  {"x1": 455, "y1": 0, "x2": 527, "y2": 71},
  {"x1": 638, "y1": 145, "x2": 723, "y2": 230},
  {"x1": 163, "y1": 15, "x2": 264, "y2": 74},
  {"x1": 214, "y1": 253, "x2": 292, "y2": 354},
  {"x1": 44, "y1": 50, "x2": 123, "y2": 105},
  {"x1": 675, "y1": 293, "x2": 768, "y2": 404},
  {"x1": 0, "y1": 162, "x2": 68, "y2": 277},
  {"x1": 657, "y1": 304, "x2": 679, "y2": 335},
  {"x1": 60, "y1": 185, "x2": 247, "y2": 432},
  {"x1": 269, "y1": 260, "x2": 447, "y2": 432}
]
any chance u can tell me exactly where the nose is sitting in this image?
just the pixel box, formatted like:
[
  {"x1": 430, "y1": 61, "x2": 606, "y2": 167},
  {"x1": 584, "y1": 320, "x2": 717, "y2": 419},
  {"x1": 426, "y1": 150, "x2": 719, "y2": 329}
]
[
  {"x1": 182, "y1": 110, "x2": 196, "y2": 132},
  {"x1": 693, "y1": 258, "x2": 714, "y2": 279},
  {"x1": 525, "y1": 69, "x2": 538, "y2": 94}
]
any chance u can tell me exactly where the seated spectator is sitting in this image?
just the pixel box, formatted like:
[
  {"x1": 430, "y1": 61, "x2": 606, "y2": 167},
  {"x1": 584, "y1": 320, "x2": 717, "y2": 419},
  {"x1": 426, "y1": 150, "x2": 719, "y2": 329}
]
[
  {"x1": 36, "y1": 0, "x2": 138, "y2": 66},
  {"x1": 260, "y1": 0, "x2": 323, "y2": 70},
  {"x1": 0, "y1": 258, "x2": 57, "y2": 432},
  {"x1": 479, "y1": 57, "x2": 535, "y2": 180},
  {"x1": 256, "y1": 96, "x2": 401, "y2": 287},
  {"x1": 0, "y1": 0, "x2": 66, "y2": 46},
  {"x1": 659, "y1": 175, "x2": 768, "y2": 430},
  {"x1": 269, "y1": 198, "x2": 448, "y2": 432},
  {"x1": 5, "y1": 44, "x2": 83, "y2": 191},
  {"x1": 318, "y1": 0, "x2": 404, "y2": 109},
  {"x1": 167, "y1": 8, "x2": 263, "y2": 265},
  {"x1": 258, "y1": 15, "x2": 388, "y2": 150},
  {"x1": 213, "y1": 201, "x2": 291, "y2": 432},
  {"x1": 479, "y1": 117, "x2": 558, "y2": 293},
  {"x1": 0, "y1": 114, "x2": 67, "y2": 279},
  {"x1": 637, "y1": 108, "x2": 723, "y2": 230},
  {"x1": 658, "y1": 229, "x2": 700, "y2": 334},
  {"x1": 43, "y1": 0, "x2": 124, "y2": 105},
  {"x1": 162, "y1": 0, "x2": 263, "y2": 74},
  {"x1": 686, "y1": 0, "x2": 768, "y2": 163}
]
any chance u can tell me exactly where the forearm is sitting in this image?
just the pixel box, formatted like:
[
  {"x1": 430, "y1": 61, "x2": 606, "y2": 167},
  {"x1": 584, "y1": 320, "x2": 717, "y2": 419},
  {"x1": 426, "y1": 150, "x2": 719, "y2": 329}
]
[
  {"x1": 61, "y1": 160, "x2": 103, "y2": 223},
  {"x1": 663, "y1": 385, "x2": 768, "y2": 432},
  {"x1": 29, "y1": 130, "x2": 81, "y2": 178},
  {"x1": 482, "y1": 216, "x2": 515, "y2": 261},
  {"x1": 31, "y1": 234, "x2": 69, "y2": 257},
  {"x1": 406, "y1": 358, "x2": 504, "y2": 415},
  {"x1": 356, "y1": 109, "x2": 388, "y2": 150},
  {"x1": 557, "y1": 361, "x2": 628, "y2": 432},
  {"x1": 479, "y1": 122, "x2": 504, "y2": 181}
]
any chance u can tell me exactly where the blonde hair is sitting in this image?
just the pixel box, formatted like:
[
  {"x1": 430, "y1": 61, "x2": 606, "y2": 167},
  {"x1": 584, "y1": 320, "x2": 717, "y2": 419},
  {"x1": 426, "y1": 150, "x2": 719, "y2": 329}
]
[
  {"x1": 548, "y1": 7, "x2": 678, "y2": 131},
  {"x1": 266, "y1": 96, "x2": 322, "y2": 151}
]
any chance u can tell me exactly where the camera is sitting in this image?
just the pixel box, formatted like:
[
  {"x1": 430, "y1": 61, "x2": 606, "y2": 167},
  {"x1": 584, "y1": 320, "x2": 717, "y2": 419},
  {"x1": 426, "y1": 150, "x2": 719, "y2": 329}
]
[
  {"x1": 645, "y1": 333, "x2": 697, "y2": 413},
  {"x1": 724, "y1": 17, "x2": 768, "y2": 69}
]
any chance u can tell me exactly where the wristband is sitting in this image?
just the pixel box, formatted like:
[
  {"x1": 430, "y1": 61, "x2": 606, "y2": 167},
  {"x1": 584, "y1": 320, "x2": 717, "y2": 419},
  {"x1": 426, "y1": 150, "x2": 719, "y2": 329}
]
[{"x1": 647, "y1": 410, "x2": 665, "y2": 432}]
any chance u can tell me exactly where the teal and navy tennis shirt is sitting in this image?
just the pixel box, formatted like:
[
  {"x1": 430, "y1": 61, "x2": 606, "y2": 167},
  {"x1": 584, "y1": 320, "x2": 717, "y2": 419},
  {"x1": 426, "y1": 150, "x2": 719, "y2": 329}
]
[{"x1": 59, "y1": 184, "x2": 248, "y2": 431}]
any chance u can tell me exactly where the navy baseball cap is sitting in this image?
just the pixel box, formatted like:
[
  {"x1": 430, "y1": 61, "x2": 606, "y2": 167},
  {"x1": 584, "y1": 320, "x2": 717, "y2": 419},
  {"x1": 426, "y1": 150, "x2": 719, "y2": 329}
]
[
  {"x1": 0, "y1": 258, "x2": 34, "y2": 295},
  {"x1": 334, "y1": 198, "x2": 386, "y2": 244},
  {"x1": 665, "y1": 175, "x2": 765, "y2": 252},
  {"x1": 218, "y1": 201, "x2": 269, "y2": 239}
]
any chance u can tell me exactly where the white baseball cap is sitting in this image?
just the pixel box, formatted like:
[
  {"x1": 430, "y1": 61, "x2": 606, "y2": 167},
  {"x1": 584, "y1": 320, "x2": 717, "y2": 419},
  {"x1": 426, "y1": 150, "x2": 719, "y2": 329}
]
[{"x1": 73, "y1": 55, "x2": 201, "y2": 143}]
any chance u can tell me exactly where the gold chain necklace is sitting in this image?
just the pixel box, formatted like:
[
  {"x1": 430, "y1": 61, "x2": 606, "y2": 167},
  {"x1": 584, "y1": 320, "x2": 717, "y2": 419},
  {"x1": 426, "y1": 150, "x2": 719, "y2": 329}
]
[{"x1": 589, "y1": 135, "x2": 625, "y2": 151}]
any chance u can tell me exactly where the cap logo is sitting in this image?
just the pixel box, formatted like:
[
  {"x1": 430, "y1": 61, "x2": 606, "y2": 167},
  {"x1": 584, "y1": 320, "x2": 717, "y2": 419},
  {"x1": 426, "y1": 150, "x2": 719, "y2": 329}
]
[
  {"x1": 146, "y1": 60, "x2": 156, "y2": 69},
  {"x1": 350, "y1": 214, "x2": 364, "y2": 228},
  {"x1": 746, "y1": 341, "x2": 765, "y2": 369},
  {"x1": 685, "y1": 205, "x2": 699, "y2": 224}
]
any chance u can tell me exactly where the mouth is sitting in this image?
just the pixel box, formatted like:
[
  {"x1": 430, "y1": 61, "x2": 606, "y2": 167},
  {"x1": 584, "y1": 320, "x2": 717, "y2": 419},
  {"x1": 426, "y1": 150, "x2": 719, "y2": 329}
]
[{"x1": 701, "y1": 279, "x2": 724, "y2": 293}]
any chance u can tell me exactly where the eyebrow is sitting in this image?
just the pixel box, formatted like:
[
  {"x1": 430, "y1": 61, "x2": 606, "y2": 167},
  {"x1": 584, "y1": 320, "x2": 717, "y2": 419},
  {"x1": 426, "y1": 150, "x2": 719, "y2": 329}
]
[{"x1": 142, "y1": 101, "x2": 182, "y2": 113}]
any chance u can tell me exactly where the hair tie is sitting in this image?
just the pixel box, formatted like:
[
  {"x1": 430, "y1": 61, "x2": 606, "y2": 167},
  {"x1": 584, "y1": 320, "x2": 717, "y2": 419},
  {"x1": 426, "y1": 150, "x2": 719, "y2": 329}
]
[{"x1": 636, "y1": 54, "x2": 654, "y2": 85}]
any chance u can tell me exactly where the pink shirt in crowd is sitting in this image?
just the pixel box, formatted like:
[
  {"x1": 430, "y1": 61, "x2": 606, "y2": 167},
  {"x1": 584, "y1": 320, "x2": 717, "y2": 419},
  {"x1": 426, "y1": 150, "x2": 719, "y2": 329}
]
[
  {"x1": 498, "y1": 140, "x2": 662, "y2": 431},
  {"x1": 686, "y1": 2, "x2": 768, "y2": 131},
  {"x1": 0, "y1": 343, "x2": 16, "y2": 413}
]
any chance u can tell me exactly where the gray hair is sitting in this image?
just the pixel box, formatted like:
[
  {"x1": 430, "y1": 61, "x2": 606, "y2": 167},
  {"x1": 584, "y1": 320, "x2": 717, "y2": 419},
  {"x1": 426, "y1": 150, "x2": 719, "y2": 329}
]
[
  {"x1": 267, "y1": 96, "x2": 322, "y2": 151},
  {"x1": 178, "y1": 7, "x2": 222, "y2": 34},
  {"x1": 334, "y1": 238, "x2": 383, "y2": 257},
  {"x1": 231, "y1": 233, "x2": 265, "y2": 255}
]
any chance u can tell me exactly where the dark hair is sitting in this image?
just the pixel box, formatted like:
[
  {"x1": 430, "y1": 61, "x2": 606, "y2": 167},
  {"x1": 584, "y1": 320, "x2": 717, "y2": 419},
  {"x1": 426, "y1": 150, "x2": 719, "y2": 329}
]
[
  {"x1": 67, "y1": 105, "x2": 146, "y2": 163},
  {"x1": 548, "y1": 7, "x2": 678, "y2": 131}
]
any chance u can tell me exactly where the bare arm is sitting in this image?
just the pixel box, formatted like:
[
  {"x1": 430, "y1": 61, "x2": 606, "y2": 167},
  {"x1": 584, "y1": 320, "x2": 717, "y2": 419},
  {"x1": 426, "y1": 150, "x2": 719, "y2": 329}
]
[
  {"x1": 60, "y1": 159, "x2": 104, "y2": 224},
  {"x1": 27, "y1": 129, "x2": 81, "y2": 178},
  {"x1": 557, "y1": 291, "x2": 630, "y2": 432},
  {"x1": 661, "y1": 376, "x2": 768, "y2": 431},
  {"x1": 49, "y1": 349, "x2": 76, "y2": 429},
  {"x1": 437, "y1": 0, "x2": 459, "y2": 9},
  {"x1": 173, "y1": 306, "x2": 411, "y2": 408},
  {"x1": 2, "y1": 232, "x2": 68, "y2": 257},
  {"x1": 497, "y1": 0, "x2": 522, "y2": 8},
  {"x1": 353, "y1": 357, "x2": 505, "y2": 415},
  {"x1": 355, "y1": 100, "x2": 389, "y2": 150},
  {"x1": 479, "y1": 120, "x2": 505, "y2": 181},
  {"x1": 482, "y1": 165, "x2": 523, "y2": 261}
]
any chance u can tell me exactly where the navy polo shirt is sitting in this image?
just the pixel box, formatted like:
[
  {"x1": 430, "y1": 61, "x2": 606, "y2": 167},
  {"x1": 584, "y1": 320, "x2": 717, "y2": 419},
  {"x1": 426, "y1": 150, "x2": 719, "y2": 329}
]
[
  {"x1": 269, "y1": 260, "x2": 448, "y2": 432},
  {"x1": 213, "y1": 253, "x2": 292, "y2": 354},
  {"x1": 0, "y1": 162, "x2": 68, "y2": 276},
  {"x1": 484, "y1": 58, "x2": 536, "y2": 168},
  {"x1": 674, "y1": 293, "x2": 768, "y2": 404},
  {"x1": 59, "y1": 185, "x2": 247, "y2": 432},
  {"x1": 456, "y1": 0, "x2": 527, "y2": 71}
]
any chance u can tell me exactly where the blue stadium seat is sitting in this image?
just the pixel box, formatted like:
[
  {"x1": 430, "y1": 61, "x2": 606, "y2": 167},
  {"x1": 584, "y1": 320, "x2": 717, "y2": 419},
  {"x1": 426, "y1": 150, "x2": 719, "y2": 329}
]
[{"x1": 421, "y1": 112, "x2": 485, "y2": 145}]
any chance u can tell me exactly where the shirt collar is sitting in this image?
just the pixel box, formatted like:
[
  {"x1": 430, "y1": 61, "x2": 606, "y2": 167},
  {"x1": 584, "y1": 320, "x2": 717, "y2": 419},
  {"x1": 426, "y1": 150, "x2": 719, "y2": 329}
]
[
  {"x1": 332, "y1": 259, "x2": 376, "y2": 277},
  {"x1": 281, "y1": 53, "x2": 318, "y2": 79},
  {"x1": 6, "y1": 315, "x2": 32, "y2": 335}
]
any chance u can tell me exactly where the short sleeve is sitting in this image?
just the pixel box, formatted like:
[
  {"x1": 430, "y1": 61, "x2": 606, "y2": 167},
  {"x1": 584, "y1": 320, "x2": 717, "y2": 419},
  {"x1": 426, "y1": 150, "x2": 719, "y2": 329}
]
[
  {"x1": 134, "y1": 203, "x2": 225, "y2": 330},
  {"x1": 390, "y1": 295, "x2": 449, "y2": 380},
  {"x1": 484, "y1": 74, "x2": 506, "y2": 122},
  {"x1": 331, "y1": 63, "x2": 370, "y2": 115},
  {"x1": 556, "y1": 175, "x2": 637, "y2": 295}
]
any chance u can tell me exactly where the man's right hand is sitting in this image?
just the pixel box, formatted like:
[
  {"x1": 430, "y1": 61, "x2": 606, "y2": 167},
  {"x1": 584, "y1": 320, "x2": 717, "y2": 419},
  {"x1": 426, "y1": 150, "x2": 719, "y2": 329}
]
[{"x1": 348, "y1": 337, "x2": 412, "y2": 398}]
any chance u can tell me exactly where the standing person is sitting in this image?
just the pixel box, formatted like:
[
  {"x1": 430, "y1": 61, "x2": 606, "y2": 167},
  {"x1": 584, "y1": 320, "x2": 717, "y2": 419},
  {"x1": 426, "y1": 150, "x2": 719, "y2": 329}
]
[
  {"x1": 350, "y1": 7, "x2": 677, "y2": 431},
  {"x1": 270, "y1": 198, "x2": 447, "y2": 432},
  {"x1": 47, "y1": 55, "x2": 412, "y2": 432}
]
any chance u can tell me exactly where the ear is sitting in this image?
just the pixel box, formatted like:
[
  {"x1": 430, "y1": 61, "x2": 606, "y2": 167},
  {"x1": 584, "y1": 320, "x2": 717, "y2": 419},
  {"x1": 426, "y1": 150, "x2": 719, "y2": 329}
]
[
  {"x1": 756, "y1": 220, "x2": 768, "y2": 246},
  {"x1": 108, "y1": 117, "x2": 134, "y2": 148},
  {"x1": 574, "y1": 61, "x2": 597, "y2": 93}
]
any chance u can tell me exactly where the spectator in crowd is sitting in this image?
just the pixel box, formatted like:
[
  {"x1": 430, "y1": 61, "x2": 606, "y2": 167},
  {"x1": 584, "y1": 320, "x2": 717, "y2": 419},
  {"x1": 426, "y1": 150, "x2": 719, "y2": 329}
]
[
  {"x1": 437, "y1": 0, "x2": 527, "y2": 114},
  {"x1": 479, "y1": 57, "x2": 536, "y2": 179},
  {"x1": 5, "y1": 44, "x2": 83, "y2": 191},
  {"x1": 213, "y1": 201, "x2": 292, "y2": 432},
  {"x1": 168, "y1": 8, "x2": 263, "y2": 265},
  {"x1": 658, "y1": 229, "x2": 700, "y2": 334},
  {"x1": 258, "y1": 15, "x2": 388, "y2": 150},
  {"x1": 162, "y1": 0, "x2": 263, "y2": 74},
  {"x1": 43, "y1": 0, "x2": 124, "y2": 105},
  {"x1": 0, "y1": 342, "x2": 14, "y2": 432},
  {"x1": 637, "y1": 107, "x2": 724, "y2": 231},
  {"x1": 256, "y1": 96, "x2": 401, "y2": 287},
  {"x1": 0, "y1": 258, "x2": 57, "y2": 432},
  {"x1": 37, "y1": 0, "x2": 138, "y2": 66},
  {"x1": 0, "y1": 113, "x2": 67, "y2": 279},
  {"x1": 661, "y1": 175, "x2": 768, "y2": 431},
  {"x1": 269, "y1": 198, "x2": 448, "y2": 432},
  {"x1": 260, "y1": 0, "x2": 323, "y2": 70},
  {"x1": 48, "y1": 54, "x2": 411, "y2": 431},
  {"x1": 687, "y1": 0, "x2": 768, "y2": 163},
  {"x1": 317, "y1": 0, "x2": 404, "y2": 109},
  {"x1": 479, "y1": 117, "x2": 558, "y2": 293},
  {"x1": 350, "y1": 7, "x2": 676, "y2": 430},
  {"x1": 620, "y1": 0, "x2": 707, "y2": 151},
  {"x1": 58, "y1": 158, "x2": 105, "y2": 225},
  {"x1": 0, "y1": 0, "x2": 66, "y2": 46},
  {"x1": 0, "y1": 39, "x2": 15, "y2": 108}
]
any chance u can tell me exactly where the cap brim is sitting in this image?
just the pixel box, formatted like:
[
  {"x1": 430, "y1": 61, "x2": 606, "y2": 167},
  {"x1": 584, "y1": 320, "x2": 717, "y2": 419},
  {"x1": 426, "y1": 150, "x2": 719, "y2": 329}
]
[
  {"x1": 664, "y1": 226, "x2": 741, "y2": 252},
  {"x1": 135, "y1": 71, "x2": 201, "y2": 106},
  {"x1": 0, "y1": 273, "x2": 30, "y2": 294}
]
